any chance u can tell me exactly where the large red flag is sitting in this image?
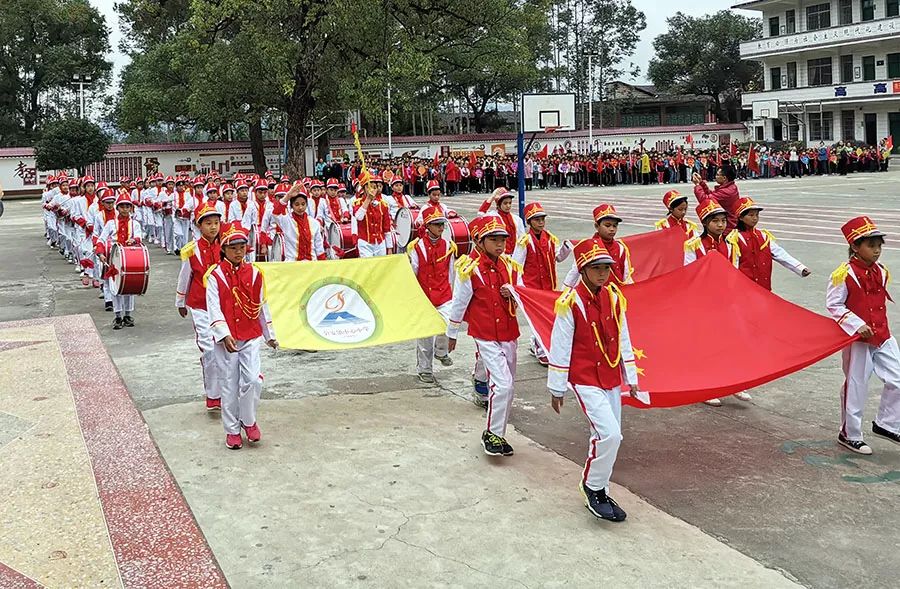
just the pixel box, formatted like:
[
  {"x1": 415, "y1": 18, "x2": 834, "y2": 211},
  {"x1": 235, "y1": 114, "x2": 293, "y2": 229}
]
[
  {"x1": 514, "y1": 254, "x2": 855, "y2": 408},
  {"x1": 536, "y1": 144, "x2": 549, "y2": 159},
  {"x1": 621, "y1": 226, "x2": 685, "y2": 282},
  {"x1": 748, "y1": 144, "x2": 760, "y2": 174}
]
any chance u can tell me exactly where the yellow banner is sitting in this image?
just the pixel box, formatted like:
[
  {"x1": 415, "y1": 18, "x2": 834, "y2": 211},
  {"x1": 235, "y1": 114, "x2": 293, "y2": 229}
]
[{"x1": 255, "y1": 256, "x2": 446, "y2": 350}]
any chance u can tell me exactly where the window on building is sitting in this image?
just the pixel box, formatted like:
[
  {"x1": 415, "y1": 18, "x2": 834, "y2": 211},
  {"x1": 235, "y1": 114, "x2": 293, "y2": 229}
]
[
  {"x1": 770, "y1": 67, "x2": 783, "y2": 90},
  {"x1": 769, "y1": 16, "x2": 780, "y2": 36},
  {"x1": 888, "y1": 0, "x2": 899, "y2": 18},
  {"x1": 787, "y1": 62, "x2": 798, "y2": 88},
  {"x1": 810, "y1": 112, "x2": 834, "y2": 141},
  {"x1": 861, "y1": 0, "x2": 876, "y2": 21},
  {"x1": 756, "y1": 125, "x2": 764, "y2": 141},
  {"x1": 888, "y1": 53, "x2": 900, "y2": 78},
  {"x1": 788, "y1": 115, "x2": 801, "y2": 142},
  {"x1": 807, "y1": 3, "x2": 832, "y2": 30},
  {"x1": 863, "y1": 55, "x2": 876, "y2": 81},
  {"x1": 786, "y1": 10, "x2": 796, "y2": 33},
  {"x1": 840, "y1": 55, "x2": 854, "y2": 83},
  {"x1": 808, "y1": 57, "x2": 833, "y2": 86},
  {"x1": 839, "y1": 0, "x2": 853, "y2": 24},
  {"x1": 841, "y1": 110, "x2": 856, "y2": 141}
]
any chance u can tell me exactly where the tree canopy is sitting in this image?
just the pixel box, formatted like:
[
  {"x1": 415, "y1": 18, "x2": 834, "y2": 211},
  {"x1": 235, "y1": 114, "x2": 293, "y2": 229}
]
[{"x1": 34, "y1": 117, "x2": 110, "y2": 175}]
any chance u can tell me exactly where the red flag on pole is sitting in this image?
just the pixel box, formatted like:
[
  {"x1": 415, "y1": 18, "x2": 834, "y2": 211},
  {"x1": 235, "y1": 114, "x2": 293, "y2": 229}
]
[
  {"x1": 513, "y1": 254, "x2": 854, "y2": 408},
  {"x1": 886, "y1": 135, "x2": 894, "y2": 152},
  {"x1": 748, "y1": 144, "x2": 760, "y2": 174},
  {"x1": 674, "y1": 148, "x2": 684, "y2": 167},
  {"x1": 685, "y1": 133, "x2": 694, "y2": 148},
  {"x1": 433, "y1": 152, "x2": 440, "y2": 167},
  {"x1": 537, "y1": 144, "x2": 549, "y2": 159},
  {"x1": 730, "y1": 141, "x2": 738, "y2": 157},
  {"x1": 469, "y1": 151, "x2": 477, "y2": 168},
  {"x1": 714, "y1": 149, "x2": 722, "y2": 168}
]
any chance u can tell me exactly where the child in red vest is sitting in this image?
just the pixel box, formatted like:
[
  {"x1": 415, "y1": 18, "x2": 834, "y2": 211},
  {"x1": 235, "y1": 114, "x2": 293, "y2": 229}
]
[
  {"x1": 513, "y1": 202, "x2": 572, "y2": 365},
  {"x1": 352, "y1": 171, "x2": 392, "y2": 257},
  {"x1": 477, "y1": 187, "x2": 526, "y2": 254},
  {"x1": 684, "y1": 200, "x2": 732, "y2": 265},
  {"x1": 826, "y1": 216, "x2": 900, "y2": 454},
  {"x1": 206, "y1": 223, "x2": 277, "y2": 449},
  {"x1": 409, "y1": 206, "x2": 456, "y2": 383},
  {"x1": 96, "y1": 194, "x2": 143, "y2": 329},
  {"x1": 447, "y1": 216, "x2": 522, "y2": 456},
  {"x1": 458, "y1": 216, "x2": 491, "y2": 406},
  {"x1": 654, "y1": 190, "x2": 697, "y2": 239},
  {"x1": 727, "y1": 197, "x2": 810, "y2": 290},
  {"x1": 175, "y1": 203, "x2": 223, "y2": 410},
  {"x1": 563, "y1": 204, "x2": 632, "y2": 288},
  {"x1": 548, "y1": 237, "x2": 639, "y2": 522}
]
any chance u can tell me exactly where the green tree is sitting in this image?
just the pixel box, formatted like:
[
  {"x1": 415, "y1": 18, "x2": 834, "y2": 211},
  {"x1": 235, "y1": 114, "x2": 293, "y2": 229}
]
[
  {"x1": 648, "y1": 11, "x2": 762, "y2": 123},
  {"x1": 34, "y1": 117, "x2": 110, "y2": 175},
  {"x1": 0, "y1": 0, "x2": 111, "y2": 146}
]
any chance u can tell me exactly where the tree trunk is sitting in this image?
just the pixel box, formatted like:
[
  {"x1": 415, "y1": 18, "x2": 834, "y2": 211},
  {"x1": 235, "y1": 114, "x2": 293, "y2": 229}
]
[
  {"x1": 711, "y1": 93, "x2": 726, "y2": 123},
  {"x1": 248, "y1": 116, "x2": 267, "y2": 175},
  {"x1": 316, "y1": 133, "x2": 329, "y2": 162}
]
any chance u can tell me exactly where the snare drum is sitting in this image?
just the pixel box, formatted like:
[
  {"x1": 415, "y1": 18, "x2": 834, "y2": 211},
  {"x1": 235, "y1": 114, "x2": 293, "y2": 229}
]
[
  {"x1": 327, "y1": 222, "x2": 358, "y2": 259},
  {"x1": 394, "y1": 207, "x2": 416, "y2": 249},
  {"x1": 269, "y1": 233, "x2": 285, "y2": 262},
  {"x1": 109, "y1": 244, "x2": 150, "y2": 296},
  {"x1": 442, "y1": 213, "x2": 471, "y2": 256}
]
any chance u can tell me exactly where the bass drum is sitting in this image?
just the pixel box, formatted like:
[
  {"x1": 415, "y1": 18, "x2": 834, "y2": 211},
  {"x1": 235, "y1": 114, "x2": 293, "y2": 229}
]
[
  {"x1": 443, "y1": 212, "x2": 471, "y2": 256},
  {"x1": 109, "y1": 244, "x2": 150, "y2": 296},
  {"x1": 269, "y1": 233, "x2": 285, "y2": 262},
  {"x1": 328, "y1": 222, "x2": 358, "y2": 259},
  {"x1": 394, "y1": 207, "x2": 416, "y2": 250}
]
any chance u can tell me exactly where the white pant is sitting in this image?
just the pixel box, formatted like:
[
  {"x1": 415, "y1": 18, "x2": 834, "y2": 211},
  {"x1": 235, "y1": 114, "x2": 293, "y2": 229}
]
[
  {"x1": 108, "y1": 281, "x2": 135, "y2": 314},
  {"x1": 162, "y1": 215, "x2": 174, "y2": 252},
  {"x1": 840, "y1": 337, "x2": 900, "y2": 441},
  {"x1": 214, "y1": 337, "x2": 262, "y2": 435},
  {"x1": 572, "y1": 385, "x2": 623, "y2": 492},
  {"x1": 473, "y1": 350, "x2": 487, "y2": 382},
  {"x1": 474, "y1": 339, "x2": 517, "y2": 436},
  {"x1": 190, "y1": 308, "x2": 219, "y2": 399},
  {"x1": 174, "y1": 218, "x2": 191, "y2": 250},
  {"x1": 357, "y1": 239, "x2": 387, "y2": 258},
  {"x1": 416, "y1": 302, "x2": 451, "y2": 374}
]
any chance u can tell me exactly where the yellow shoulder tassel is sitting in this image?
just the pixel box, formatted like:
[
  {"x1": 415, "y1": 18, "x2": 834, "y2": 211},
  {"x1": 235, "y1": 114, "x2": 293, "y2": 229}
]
[
  {"x1": 456, "y1": 257, "x2": 478, "y2": 281},
  {"x1": 406, "y1": 237, "x2": 420, "y2": 254},
  {"x1": 654, "y1": 219, "x2": 667, "y2": 230},
  {"x1": 180, "y1": 240, "x2": 196, "y2": 261},
  {"x1": 449, "y1": 241, "x2": 458, "y2": 255},
  {"x1": 760, "y1": 229, "x2": 774, "y2": 250},
  {"x1": 202, "y1": 264, "x2": 218, "y2": 288},
  {"x1": 882, "y1": 263, "x2": 891, "y2": 285},
  {"x1": 608, "y1": 282, "x2": 627, "y2": 313},
  {"x1": 454, "y1": 254, "x2": 471, "y2": 271},
  {"x1": 686, "y1": 220, "x2": 698, "y2": 231},
  {"x1": 516, "y1": 233, "x2": 530, "y2": 247},
  {"x1": 554, "y1": 287, "x2": 576, "y2": 316},
  {"x1": 503, "y1": 254, "x2": 523, "y2": 274},
  {"x1": 725, "y1": 229, "x2": 740, "y2": 246},
  {"x1": 831, "y1": 262, "x2": 850, "y2": 287},
  {"x1": 684, "y1": 236, "x2": 701, "y2": 253},
  {"x1": 548, "y1": 231, "x2": 559, "y2": 246}
]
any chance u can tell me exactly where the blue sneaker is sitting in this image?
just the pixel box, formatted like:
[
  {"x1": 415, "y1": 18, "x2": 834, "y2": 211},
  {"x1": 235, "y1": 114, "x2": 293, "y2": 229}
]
[{"x1": 473, "y1": 379, "x2": 488, "y2": 396}]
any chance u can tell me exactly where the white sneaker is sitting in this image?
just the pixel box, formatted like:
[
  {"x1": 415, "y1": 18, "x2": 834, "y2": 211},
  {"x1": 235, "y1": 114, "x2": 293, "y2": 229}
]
[
  {"x1": 734, "y1": 391, "x2": 753, "y2": 402},
  {"x1": 703, "y1": 398, "x2": 722, "y2": 407}
]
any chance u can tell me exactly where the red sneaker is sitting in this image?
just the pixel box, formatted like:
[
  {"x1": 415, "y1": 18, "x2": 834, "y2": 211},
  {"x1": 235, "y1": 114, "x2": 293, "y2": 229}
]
[
  {"x1": 225, "y1": 433, "x2": 242, "y2": 449},
  {"x1": 206, "y1": 397, "x2": 221, "y2": 411},
  {"x1": 243, "y1": 423, "x2": 261, "y2": 443}
]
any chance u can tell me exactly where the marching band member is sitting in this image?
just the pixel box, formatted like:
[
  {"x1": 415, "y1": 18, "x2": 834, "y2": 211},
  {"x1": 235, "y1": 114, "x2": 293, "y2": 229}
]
[
  {"x1": 684, "y1": 200, "x2": 733, "y2": 266},
  {"x1": 68, "y1": 176, "x2": 96, "y2": 280},
  {"x1": 42, "y1": 176, "x2": 60, "y2": 247},
  {"x1": 352, "y1": 171, "x2": 392, "y2": 257},
  {"x1": 654, "y1": 190, "x2": 698, "y2": 239},
  {"x1": 50, "y1": 177, "x2": 74, "y2": 261},
  {"x1": 90, "y1": 190, "x2": 118, "y2": 310},
  {"x1": 827, "y1": 216, "x2": 900, "y2": 454},
  {"x1": 193, "y1": 183, "x2": 227, "y2": 240},
  {"x1": 512, "y1": 202, "x2": 572, "y2": 365},
  {"x1": 229, "y1": 179, "x2": 252, "y2": 223},
  {"x1": 141, "y1": 176, "x2": 160, "y2": 245},
  {"x1": 308, "y1": 179, "x2": 326, "y2": 219},
  {"x1": 421, "y1": 179, "x2": 451, "y2": 219},
  {"x1": 242, "y1": 180, "x2": 275, "y2": 262},
  {"x1": 321, "y1": 179, "x2": 355, "y2": 260},
  {"x1": 447, "y1": 216, "x2": 523, "y2": 456},
  {"x1": 206, "y1": 223, "x2": 277, "y2": 450},
  {"x1": 263, "y1": 184, "x2": 326, "y2": 261},
  {"x1": 159, "y1": 177, "x2": 176, "y2": 254},
  {"x1": 477, "y1": 187, "x2": 525, "y2": 254},
  {"x1": 727, "y1": 197, "x2": 811, "y2": 290},
  {"x1": 176, "y1": 203, "x2": 223, "y2": 411},
  {"x1": 563, "y1": 204, "x2": 633, "y2": 288},
  {"x1": 96, "y1": 194, "x2": 143, "y2": 329},
  {"x1": 547, "y1": 237, "x2": 639, "y2": 522},
  {"x1": 463, "y1": 217, "x2": 490, "y2": 407},
  {"x1": 408, "y1": 205, "x2": 456, "y2": 383},
  {"x1": 387, "y1": 176, "x2": 418, "y2": 219}
]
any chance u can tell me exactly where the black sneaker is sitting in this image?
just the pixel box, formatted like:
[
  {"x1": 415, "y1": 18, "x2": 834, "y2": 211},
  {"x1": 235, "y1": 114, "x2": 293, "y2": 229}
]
[
  {"x1": 105, "y1": 302, "x2": 113, "y2": 312},
  {"x1": 482, "y1": 430, "x2": 504, "y2": 456},
  {"x1": 123, "y1": 316, "x2": 135, "y2": 328},
  {"x1": 872, "y1": 421, "x2": 900, "y2": 444},
  {"x1": 500, "y1": 439, "x2": 514, "y2": 456},
  {"x1": 113, "y1": 317, "x2": 123, "y2": 330},
  {"x1": 838, "y1": 433, "x2": 872, "y2": 455},
  {"x1": 581, "y1": 482, "x2": 627, "y2": 522}
]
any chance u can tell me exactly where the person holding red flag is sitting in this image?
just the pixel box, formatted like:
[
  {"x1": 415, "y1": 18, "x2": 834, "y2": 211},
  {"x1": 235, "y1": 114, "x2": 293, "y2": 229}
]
[
  {"x1": 826, "y1": 216, "x2": 900, "y2": 454},
  {"x1": 547, "y1": 237, "x2": 639, "y2": 522},
  {"x1": 477, "y1": 187, "x2": 526, "y2": 254},
  {"x1": 654, "y1": 190, "x2": 698, "y2": 239},
  {"x1": 563, "y1": 204, "x2": 633, "y2": 288}
]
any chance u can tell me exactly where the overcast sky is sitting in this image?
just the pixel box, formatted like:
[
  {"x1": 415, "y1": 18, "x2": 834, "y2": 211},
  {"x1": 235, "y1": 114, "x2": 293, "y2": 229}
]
[{"x1": 91, "y1": 0, "x2": 749, "y2": 85}]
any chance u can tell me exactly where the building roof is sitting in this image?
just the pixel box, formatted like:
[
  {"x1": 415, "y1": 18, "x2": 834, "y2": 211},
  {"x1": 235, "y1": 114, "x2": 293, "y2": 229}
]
[{"x1": 0, "y1": 140, "x2": 282, "y2": 159}]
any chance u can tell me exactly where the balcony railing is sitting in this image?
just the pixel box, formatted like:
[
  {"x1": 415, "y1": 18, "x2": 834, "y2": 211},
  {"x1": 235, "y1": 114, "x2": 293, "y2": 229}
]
[
  {"x1": 740, "y1": 16, "x2": 900, "y2": 59},
  {"x1": 742, "y1": 79, "x2": 900, "y2": 106}
]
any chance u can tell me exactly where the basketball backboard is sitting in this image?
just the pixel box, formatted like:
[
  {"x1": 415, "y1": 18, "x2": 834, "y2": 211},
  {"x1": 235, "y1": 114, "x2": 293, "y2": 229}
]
[
  {"x1": 521, "y1": 93, "x2": 576, "y2": 133},
  {"x1": 752, "y1": 99, "x2": 779, "y2": 120}
]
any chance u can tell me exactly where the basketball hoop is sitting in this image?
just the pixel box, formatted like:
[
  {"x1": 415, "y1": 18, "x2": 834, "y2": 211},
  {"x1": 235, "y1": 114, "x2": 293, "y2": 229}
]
[{"x1": 544, "y1": 126, "x2": 560, "y2": 134}]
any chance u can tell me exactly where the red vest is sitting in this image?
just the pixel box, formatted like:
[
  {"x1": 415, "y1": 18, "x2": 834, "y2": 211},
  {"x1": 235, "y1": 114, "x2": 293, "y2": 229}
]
[
  {"x1": 186, "y1": 238, "x2": 221, "y2": 310},
  {"x1": 699, "y1": 233, "x2": 729, "y2": 258},
  {"x1": 413, "y1": 236, "x2": 454, "y2": 306},
  {"x1": 522, "y1": 230, "x2": 558, "y2": 291},
  {"x1": 845, "y1": 258, "x2": 891, "y2": 347},
  {"x1": 568, "y1": 281, "x2": 623, "y2": 390},
  {"x1": 355, "y1": 198, "x2": 390, "y2": 244},
  {"x1": 596, "y1": 236, "x2": 628, "y2": 284},
  {"x1": 734, "y1": 229, "x2": 773, "y2": 290},
  {"x1": 211, "y1": 261, "x2": 264, "y2": 341},
  {"x1": 464, "y1": 255, "x2": 519, "y2": 342}
]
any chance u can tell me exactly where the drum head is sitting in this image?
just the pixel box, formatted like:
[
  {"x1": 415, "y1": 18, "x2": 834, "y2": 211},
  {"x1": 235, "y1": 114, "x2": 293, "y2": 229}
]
[
  {"x1": 395, "y1": 208, "x2": 413, "y2": 247},
  {"x1": 327, "y1": 222, "x2": 342, "y2": 247},
  {"x1": 270, "y1": 234, "x2": 285, "y2": 262},
  {"x1": 110, "y1": 244, "x2": 125, "y2": 295}
]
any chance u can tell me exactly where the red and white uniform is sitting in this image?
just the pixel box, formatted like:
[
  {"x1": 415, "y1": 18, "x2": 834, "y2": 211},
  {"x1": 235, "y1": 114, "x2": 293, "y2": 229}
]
[
  {"x1": 387, "y1": 190, "x2": 419, "y2": 221},
  {"x1": 206, "y1": 261, "x2": 275, "y2": 436},
  {"x1": 96, "y1": 215, "x2": 143, "y2": 315},
  {"x1": 547, "y1": 279, "x2": 638, "y2": 493},
  {"x1": 352, "y1": 194, "x2": 392, "y2": 257},
  {"x1": 476, "y1": 202, "x2": 526, "y2": 255},
  {"x1": 176, "y1": 236, "x2": 223, "y2": 400},
  {"x1": 827, "y1": 257, "x2": 900, "y2": 441},
  {"x1": 228, "y1": 198, "x2": 252, "y2": 224},
  {"x1": 563, "y1": 237, "x2": 632, "y2": 288},
  {"x1": 447, "y1": 253, "x2": 522, "y2": 436},
  {"x1": 727, "y1": 228, "x2": 807, "y2": 290},
  {"x1": 683, "y1": 233, "x2": 732, "y2": 265},
  {"x1": 654, "y1": 215, "x2": 698, "y2": 239},
  {"x1": 172, "y1": 188, "x2": 194, "y2": 249},
  {"x1": 241, "y1": 197, "x2": 276, "y2": 262},
  {"x1": 408, "y1": 232, "x2": 456, "y2": 375},
  {"x1": 512, "y1": 230, "x2": 571, "y2": 291},
  {"x1": 263, "y1": 205, "x2": 326, "y2": 261}
]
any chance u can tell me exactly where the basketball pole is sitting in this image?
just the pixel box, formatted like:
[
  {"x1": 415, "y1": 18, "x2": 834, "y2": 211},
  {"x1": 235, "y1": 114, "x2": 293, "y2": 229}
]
[{"x1": 516, "y1": 131, "x2": 526, "y2": 220}]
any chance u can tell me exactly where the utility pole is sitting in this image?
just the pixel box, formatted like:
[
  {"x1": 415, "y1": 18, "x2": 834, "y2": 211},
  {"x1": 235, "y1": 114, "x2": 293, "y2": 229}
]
[{"x1": 72, "y1": 73, "x2": 92, "y2": 119}]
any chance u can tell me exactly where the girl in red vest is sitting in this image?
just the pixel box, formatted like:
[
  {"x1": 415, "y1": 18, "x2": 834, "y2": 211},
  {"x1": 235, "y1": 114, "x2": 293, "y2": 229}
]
[
  {"x1": 477, "y1": 187, "x2": 526, "y2": 254},
  {"x1": 512, "y1": 202, "x2": 572, "y2": 365},
  {"x1": 547, "y1": 237, "x2": 640, "y2": 522},
  {"x1": 684, "y1": 200, "x2": 732, "y2": 266},
  {"x1": 175, "y1": 203, "x2": 223, "y2": 410},
  {"x1": 408, "y1": 206, "x2": 457, "y2": 384},
  {"x1": 654, "y1": 190, "x2": 698, "y2": 239},
  {"x1": 447, "y1": 216, "x2": 522, "y2": 457},
  {"x1": 826, "y1": 216, "x2": 900, "y2": 455},
  {"x1": 727, "y1": 197, "x2": 810, "y2": 290},
  {"x1": 206, "y1": 223, "x2": 277, "y2": 450}
]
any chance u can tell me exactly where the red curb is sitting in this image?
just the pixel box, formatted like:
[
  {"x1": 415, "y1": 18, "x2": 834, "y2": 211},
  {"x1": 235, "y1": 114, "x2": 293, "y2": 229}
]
[{"x1": 0, "y1": 563, "x2": 44, "y2": 589}]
